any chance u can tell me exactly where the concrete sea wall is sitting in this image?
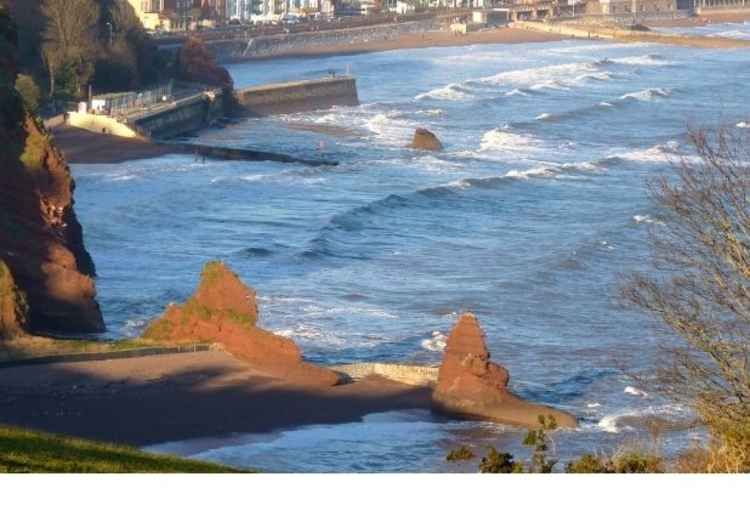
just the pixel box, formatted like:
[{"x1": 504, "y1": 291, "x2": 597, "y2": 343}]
[
  {"x1": 511, "y1": 20, "x2": 750, "y2": 47},
  {"x1": 235, "y1": 76, "x2": 359, "y2": 116},
  {"x1": 330, "y1": 362, "x2": 439, "y2": 387},
  {"x1": 132, "y1": 90, "x2": 225, "y2": 139},
  {"x1": 208, "y1": 19, "x2": 440, "y2": 61}
]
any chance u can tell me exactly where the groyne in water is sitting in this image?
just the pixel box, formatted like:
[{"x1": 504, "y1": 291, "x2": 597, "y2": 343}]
[{"x1": 159, "y1": 142, "x2": 338, "y2": 167}]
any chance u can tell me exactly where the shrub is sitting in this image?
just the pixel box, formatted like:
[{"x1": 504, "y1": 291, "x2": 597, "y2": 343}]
[
  {"x1": 15, "y1": 74, "x2": 41, "y2": 113},
  {"x1": 446, "y1": 446, "x2": 475, "y2": 462},
  {"x1": 479, "y1": 448, "x2": 523, "y2": 474}
]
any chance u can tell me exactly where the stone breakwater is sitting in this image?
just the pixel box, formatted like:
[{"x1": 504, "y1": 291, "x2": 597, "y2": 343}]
[
  {"x1": 235, "y1": 76, "x2": 359, "y2": 116},
  {"x1": 208, "y1": 19, "x2": 440, "y2": 61}
]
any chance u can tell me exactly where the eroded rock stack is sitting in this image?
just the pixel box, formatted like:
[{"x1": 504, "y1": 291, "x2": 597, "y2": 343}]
[
  {"x1": 142, "y1": 261, "x2": 340, "y2": 388},
  {"x1": 0, "y1": 8, "x2": 103, "y2": 336},
  {"x1": 432, "y1": 313, "x2": 577, "y2": 428},
  {"x1": 409, "y1": 128, "x2": 443, "y2": 151},
  {"x1": 0, "y1": 261, "x2": 28, "y2": 339}
]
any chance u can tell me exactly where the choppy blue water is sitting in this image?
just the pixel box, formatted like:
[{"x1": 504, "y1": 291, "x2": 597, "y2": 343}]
[{"x1": 72, "y1": 29, "x2": 750, "y2": 471}]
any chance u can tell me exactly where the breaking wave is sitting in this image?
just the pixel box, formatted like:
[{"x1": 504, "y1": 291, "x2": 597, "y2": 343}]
[
  {"x1": 619, "y1": 87, "x2": 672, "y2": 101},
  {"x1": 415, "y1": 83, "x2": 471, "y2": 101}
]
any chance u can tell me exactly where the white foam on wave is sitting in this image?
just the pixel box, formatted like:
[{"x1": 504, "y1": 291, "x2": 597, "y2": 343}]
[
  {"x1": 633, "y1": 214, "x2": 664, "y2": 225},
  {"x1": 415, "y1": 83, "x2": 470, "y2": 101},
  {"x1": 365, "y1": 112, "x2": 416, "y2": 146},
  {"x1": 535, "y1": 112, "x2": 552, "y2": 120},
  {"x1": 611, "y1": 54, "x2": 673, "y2": 67},
  {"x1": 504, "y1": 88, "x2": 530, "y2": 97},
  {"x1": 614, "y1": 141, "x2": 682, "y2": 164},
  {"x1": 737, "y1": 121, "x2": 750, "y2": 129},
  {"x1": 619, "y1": 87, "x2": 671, "y2": 101},
  {"x1": 598, "y1": 101, "x2": 614, "y2": 107},
  {"x1": 594, "y1": 403, "x2": 689, "y2": 434},
  {"x1": 421, "y1": 331, "x2": 448, "y2": 352},
  {"x1": 479, "y1": 128, "x2": 544, "y2": 155},
  {"x1": 624, "y1": 386, "x2": 649, "y2": 397}
]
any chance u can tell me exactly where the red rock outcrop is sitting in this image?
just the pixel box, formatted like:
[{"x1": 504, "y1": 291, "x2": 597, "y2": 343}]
[
  {"x1": 409, "y1": 128, "x2": 444, "y2": 151},
  {"x1": 0, "y1": 8, "x2": 104, "y2": 335},
  {"x1": 142, "y1": 261, "x2": 340, "y2": 388},
  {"x1": 432, "y1": 313, "x2": 577, "y2": 428}
]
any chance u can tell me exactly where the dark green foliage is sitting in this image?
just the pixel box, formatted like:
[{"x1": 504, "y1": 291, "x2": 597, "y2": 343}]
[
  {"x1": 523, "y1": 415, "x2": 558, "y2": 473},
  {"x1": 565, "y1": 451, "x2": 664, "y2": 473},
  {"x1": 446, "y1": 446, "x2": 475, "y2": 462},
  {"x1": 15, "y1": 74, "x2": 40, "y2": 113},
  {"x1": 479, "y1": 448, "x2": 524, "y2": 473}
]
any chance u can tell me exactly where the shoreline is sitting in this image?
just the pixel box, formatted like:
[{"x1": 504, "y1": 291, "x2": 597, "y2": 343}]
[
  {"x1": 52, "y1": 125, "x2": 180, "y2": 164},
  {"x1": 227, "y1": 27, "x2": 565, "y2": 62},
  {"x1": 0, "y1": 350, "x2": 432, "y2": 447}
]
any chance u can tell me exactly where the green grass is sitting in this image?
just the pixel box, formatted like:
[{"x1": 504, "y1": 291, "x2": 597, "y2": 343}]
[{"x1": 0, "y1": 424, "x2": 241, "y2": 473}]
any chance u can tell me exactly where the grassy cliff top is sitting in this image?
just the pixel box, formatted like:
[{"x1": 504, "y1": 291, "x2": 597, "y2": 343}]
[{"x1": 0, "y1": 424, "x2": 240, "y2": 473}]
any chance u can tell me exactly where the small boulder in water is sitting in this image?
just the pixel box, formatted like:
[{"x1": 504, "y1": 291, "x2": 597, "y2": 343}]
[
  {"x1": 432, "y1": 313, "x2": 577, "y2": 428},
  {"x1": 409, "y1": 128, "x2": 443, "y2": 151}
]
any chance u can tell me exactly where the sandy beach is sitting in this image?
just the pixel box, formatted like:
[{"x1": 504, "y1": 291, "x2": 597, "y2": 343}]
[
  {"x1": 0, "y1": 350, "x2": 431, "y2": 446},
  {"x1": 52, "y1": 126, "x2": 179, "y2": 164}
]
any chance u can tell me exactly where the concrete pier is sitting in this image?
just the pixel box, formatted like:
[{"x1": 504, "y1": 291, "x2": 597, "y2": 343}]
[{"x1": 234, "y1": 76, "x2": 360, "y2": 117}]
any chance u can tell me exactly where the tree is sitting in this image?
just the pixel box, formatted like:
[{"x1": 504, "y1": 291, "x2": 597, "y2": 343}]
[
  {"x1": 40, "y1": 0, "x2": 100, "y2": 99},
  {"x1": 623, "y1": 126, "x2": 750, "y2": 472},
  {"x1": 15, "y1": 74, "x2": 41, "y2": 113}
]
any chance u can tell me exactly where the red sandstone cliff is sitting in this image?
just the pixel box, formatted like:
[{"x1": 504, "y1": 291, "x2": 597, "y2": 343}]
[
  {"x1": 432, "y1": 313, "x2": 577, "y2": 428},
  {"x1": 0, "y1": 8, "x2": 104, "y2": 337},
  {"x1": 142, "y1": 261, "x2": 340, "y2": 388}
]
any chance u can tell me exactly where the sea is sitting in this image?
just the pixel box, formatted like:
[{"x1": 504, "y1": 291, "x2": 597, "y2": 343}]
[{"x1": 70, "y1": 22, "x2": 750, "y2": 472}]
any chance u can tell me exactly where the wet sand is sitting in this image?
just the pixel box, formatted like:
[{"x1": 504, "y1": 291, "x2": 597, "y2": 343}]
[
  {"x1": 243, "y1": 27, "x2": 565, "y2": 61},
  {"x1": 52, "y1": 126, "x2": 179, "y2": 164},
  {"x1": 0, "y1": 350, "x2": 431, "y2": 447}
]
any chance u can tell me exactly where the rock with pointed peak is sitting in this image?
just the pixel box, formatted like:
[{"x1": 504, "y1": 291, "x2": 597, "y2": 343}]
[{"x1": 432, "y1": 313, "x2": 577, "y2": 428}]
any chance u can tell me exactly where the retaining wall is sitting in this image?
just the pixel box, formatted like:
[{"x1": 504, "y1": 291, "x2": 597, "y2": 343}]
[
  {"x1": 234, "y1": 76, "x2": 359, "y2": 116},
  {"x1": 329, "y1": 362, "x2": 439, "y2": 387},
  {"x1": 68, "y1": 112, "x2": 139, "y2": 138},
  {"x1": 132, "y1": 90, "x2": 225, "y2": 139},
  {"x1": 208, "y1": 19, "x2": 441, "y2": 61}
]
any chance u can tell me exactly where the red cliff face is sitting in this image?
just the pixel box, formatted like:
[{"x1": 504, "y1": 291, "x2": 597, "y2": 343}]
[
  {"x1": 0, "y1": 260, "x2": 28, "y2": 339},
  {"x1": 0, "y1": 8, "x2": 104, "y2": 336},
  {"x1": 433, "y1": 313, "x2": 577, "y2": 429},
  {"x1": 142, "y1": 261, "x2": 340, "y2": 388}
]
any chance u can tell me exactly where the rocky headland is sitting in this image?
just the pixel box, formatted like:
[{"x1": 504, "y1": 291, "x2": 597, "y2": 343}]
[
  {"x1": 432, "y1": 313, "x2": 577, "y2": 428},
  {"x1": 141, "y1": 261, "x2": 340, "y2": 388},
  {"x1": 0, "y1": 9, "x2": 103, "y2": 338}
]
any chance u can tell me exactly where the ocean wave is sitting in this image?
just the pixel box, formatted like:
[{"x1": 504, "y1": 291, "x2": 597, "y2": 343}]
[
  {"x1": 737, "y1": 121, "x2": 750, "y2": 129},
  {"x1": 421, "y1": 331, "x2": 448, "y2": 352},
  {"x1": 611, "y1": 141, "x2": 681, "y2": 164},
  {"x1": 594, "y1": 404, "x2": 690, "y2": 434},
  {"x1": 633, "y1": 214, "x2": 664, "y2": 226},
  {"x1": 619, "y1": 87, "x2": 672, "y2": 102},
  {"x1": 504, "y1": 88, "x2": 531, "y2": 97},
  {"x1": 364, "y1": 112, "x2": 417, "y2": 145},
  {"x1": 479, "y1": 128, "x2": 544, "y2": 154},
  {"x1": 415, "y1": 83, "x2": 471, "y2": 101},
  {"x1": 610, "y1": 54, "x2": 673, "y2": 67}
]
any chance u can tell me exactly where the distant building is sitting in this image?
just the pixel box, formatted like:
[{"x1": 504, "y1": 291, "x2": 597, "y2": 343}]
[{"x1": 126, "y1": 0, "x2": 169, "y2": 30}]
